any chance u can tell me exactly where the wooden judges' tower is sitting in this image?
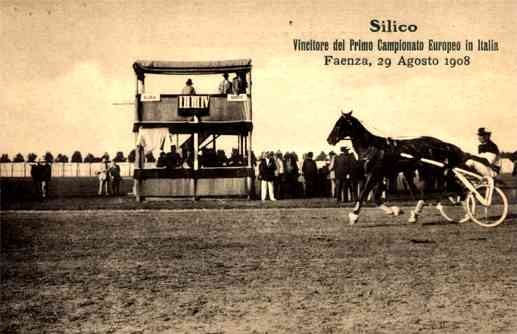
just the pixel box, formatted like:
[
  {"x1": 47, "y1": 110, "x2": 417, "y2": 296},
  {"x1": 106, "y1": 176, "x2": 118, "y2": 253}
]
[{"x1": 132, "y1": 59, "x2": 254, "y2": 200}]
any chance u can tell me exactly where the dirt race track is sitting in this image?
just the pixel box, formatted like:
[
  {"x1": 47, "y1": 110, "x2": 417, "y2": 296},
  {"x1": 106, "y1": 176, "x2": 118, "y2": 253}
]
[{"x1": 2, "y1": 204, "x2": 517, "y2": 333}]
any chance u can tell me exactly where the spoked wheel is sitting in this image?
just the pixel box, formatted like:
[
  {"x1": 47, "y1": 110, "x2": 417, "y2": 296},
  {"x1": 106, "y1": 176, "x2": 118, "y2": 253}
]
[
  {"x1": 466, "y1": 185, "x2": 508, "y2": 227},
  {"x1": 436, "y1": 200, "x2": 470, "y2": 223}
]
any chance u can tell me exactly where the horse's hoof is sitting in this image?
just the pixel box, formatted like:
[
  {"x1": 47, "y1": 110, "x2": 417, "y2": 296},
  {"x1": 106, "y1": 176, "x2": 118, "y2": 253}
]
[
  {"x1": 348, "y1": 212, "x2": 359, "y2": 225},
  {"x1": 390, "y1": 206, "x2": 401, "y2": 216},
  {"x1": 416, "y1": 200, "x2": 425, "y2": 213},
  {"x1": 380, "y1": 204, "x2": 394, "y2": 215},
  {"x1": 408, "y1": 210, "x2": 418, "y2": 223}
]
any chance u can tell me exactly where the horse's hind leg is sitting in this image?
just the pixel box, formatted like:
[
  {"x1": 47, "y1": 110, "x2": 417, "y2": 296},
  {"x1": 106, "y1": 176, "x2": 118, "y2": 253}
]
[
  {"x1": 404, "y1": 170, "x2": 419, "y2": 201},
  {"x1": 408, "y1": 175, "x2": 426, "y2": 223},
  {"x1": 409, "y1": 199, "x2": 425, "y2": 223},
  {"x1": 373, "y1": 181, "x2": 402, "y2": 216}
]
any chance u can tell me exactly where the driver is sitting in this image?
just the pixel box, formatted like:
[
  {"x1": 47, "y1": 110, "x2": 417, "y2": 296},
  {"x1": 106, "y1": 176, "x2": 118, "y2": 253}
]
[{"x1": 465, "y1": 127, "x2": 501, "y2": 177}]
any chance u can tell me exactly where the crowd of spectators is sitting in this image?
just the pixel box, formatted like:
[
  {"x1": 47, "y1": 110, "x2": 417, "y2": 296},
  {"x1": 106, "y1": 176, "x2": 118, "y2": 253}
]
[
  {"x1": 7, "y1": 147, "x2": 517, "y2": 202},
  {"x1": 256, "y1": 148, "x2": 364, "y2": 201},
  {"x1": 256, "y1": 146, "x2": 512, "y2": 202},
  {"x1": 150, "y1": 145, "x2": 364, "y2": 201},
  {"x1": 154, "y1": 145, "x2": 250, "y2": 169}
]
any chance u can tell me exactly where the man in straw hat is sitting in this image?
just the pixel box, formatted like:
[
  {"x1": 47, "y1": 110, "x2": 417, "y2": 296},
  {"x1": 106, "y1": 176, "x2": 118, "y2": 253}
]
[
  {"x1": 96, "y1": 157, "x2": 111, "y2": 196},
  {"x1": 465, "y1": 127, "x2": 501, "y2": 177},
  {"x1": 218, "y1": 73, "x2": 232, "y2": 94}
]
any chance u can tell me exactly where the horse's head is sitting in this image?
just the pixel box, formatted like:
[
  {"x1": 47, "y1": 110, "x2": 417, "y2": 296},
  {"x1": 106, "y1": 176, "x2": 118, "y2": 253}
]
[{"x1": 327, "y1": 110, "x2": 359, "y2": 145}]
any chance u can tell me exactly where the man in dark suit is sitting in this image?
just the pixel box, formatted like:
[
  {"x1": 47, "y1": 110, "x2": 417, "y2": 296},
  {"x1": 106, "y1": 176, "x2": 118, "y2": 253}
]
[
  {"x1": 348, "y1": 157, "x2": 364, "y2": 202},
  {"x1": 302, "y1": 152, "x2": 318, "y2": 198},
  {"x1": 165, "y1": 145, "x2": 181, "y2": 169},
  {"x1": 259, "y1": 151, "x2": 277, "y2": 201},
  {"x1": 465, "y1": 127, "x2": 500, "y2": 177},
  {"x1": 334, "y1": 146, "x2": 356, "y2": 202},
  {"x1": 232, "y1": 71, "x2": 248, "y2": 95},
  {"x1": 41, "y1": 160, "x2": 51, "y2": 198},
  {"x1": 31, "y1": 159, "x2": 44, "y2": 199}
]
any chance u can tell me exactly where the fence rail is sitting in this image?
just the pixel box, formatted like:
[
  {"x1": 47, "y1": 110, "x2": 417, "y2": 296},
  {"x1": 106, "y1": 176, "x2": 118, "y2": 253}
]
[{"x1": 0, "y1": 162, "x2": 135, "y2": 178}]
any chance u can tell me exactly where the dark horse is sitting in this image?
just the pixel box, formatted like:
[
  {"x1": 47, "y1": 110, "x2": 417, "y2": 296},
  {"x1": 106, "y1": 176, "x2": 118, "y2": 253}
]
[{"x1": 327, "y1": 111, "x2": 467, "y2": 224}]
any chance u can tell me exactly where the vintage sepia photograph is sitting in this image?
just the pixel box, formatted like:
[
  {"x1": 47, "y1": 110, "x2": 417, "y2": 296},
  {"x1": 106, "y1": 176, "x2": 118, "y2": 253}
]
[{"x1": 1, "y1": 1, "x2": 516, "y2": 333}]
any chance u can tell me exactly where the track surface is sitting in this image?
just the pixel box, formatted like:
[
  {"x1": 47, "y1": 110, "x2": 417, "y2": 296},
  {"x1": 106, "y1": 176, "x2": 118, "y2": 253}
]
[{"x1": 2, "y1": 205, "x2": 517, "y2": 333}]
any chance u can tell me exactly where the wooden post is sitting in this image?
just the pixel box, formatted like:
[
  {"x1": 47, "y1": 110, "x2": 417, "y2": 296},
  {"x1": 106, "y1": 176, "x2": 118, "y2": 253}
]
[
  {"x1": 248, "y1": 132, "x2": 253, "y2": 167},
  {"x1": 193, "y1": 115, "x2": 199, "y2": 200},
  {"x1": 193, "y1": 116, "x2": 199, "y2": 171},
  {"x1": 245, "y1": 136, "x2": 249, "y2": 163},
  {"x1": 134, "y1": 71, "x2": 145, "y2": 201},
  {"x1": 135, "y1": 75, "x2": 145, "y2": 122},
  {"x1": 247, "y1": 69, "x2": 253, "y2": 199},
  {"x1": 248, "y1": 70, "x2": 252, "y2": 121},
  {"x1": 247, "y1": 134, "x2": 253, "y2": 200}
]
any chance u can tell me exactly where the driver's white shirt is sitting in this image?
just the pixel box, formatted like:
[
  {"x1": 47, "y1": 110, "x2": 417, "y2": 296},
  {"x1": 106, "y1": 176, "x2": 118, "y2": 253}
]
[{"x1": 480, "y1": 152, "x2": 498, "y2": 166}]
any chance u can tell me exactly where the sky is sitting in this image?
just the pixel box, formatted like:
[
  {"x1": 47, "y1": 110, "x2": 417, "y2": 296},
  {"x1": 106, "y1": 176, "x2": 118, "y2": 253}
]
[{"x1": 1, "y1": 0, "x2": 516, "y2": 159}]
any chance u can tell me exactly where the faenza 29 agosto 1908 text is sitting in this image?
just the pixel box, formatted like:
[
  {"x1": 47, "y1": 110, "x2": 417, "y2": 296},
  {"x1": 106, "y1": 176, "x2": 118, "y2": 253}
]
[{"x1": 292, "y1": 19, "x2": 499, "y2": 68}]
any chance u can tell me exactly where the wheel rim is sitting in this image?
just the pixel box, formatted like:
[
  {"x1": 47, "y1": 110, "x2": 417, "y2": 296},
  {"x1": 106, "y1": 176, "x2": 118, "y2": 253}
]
[
  {"x1": 467, "y1": 185, "x2": 508, "y2": 227},
  {"x1": 437, "y1": 201, "x2": 470, "y2": 223}
]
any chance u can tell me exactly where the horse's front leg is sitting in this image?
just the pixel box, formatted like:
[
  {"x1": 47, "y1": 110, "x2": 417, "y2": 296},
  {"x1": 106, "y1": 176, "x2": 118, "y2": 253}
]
[
  {"x1": 349, "y1": 172, "x2": 380, "y2": 225},
  {"x1": 348, "y1": 173, "x2": 374, "y2": 225}
]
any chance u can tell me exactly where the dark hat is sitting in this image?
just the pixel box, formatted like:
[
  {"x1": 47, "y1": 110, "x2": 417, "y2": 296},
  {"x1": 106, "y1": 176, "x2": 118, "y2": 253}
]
[
  {"x1": 477, "y1": 127, "x2": 491, "y2": 136},
  {"x1": 186, "y1": 78, "x2": 193, "y2": 85},
  {"x1": 223, "y1": 73, "x2": 229, "y2": 78}
]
